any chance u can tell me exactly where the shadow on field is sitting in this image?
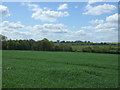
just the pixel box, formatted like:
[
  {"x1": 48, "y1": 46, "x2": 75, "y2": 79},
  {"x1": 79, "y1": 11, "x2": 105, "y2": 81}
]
[
  {"x1": 12, "y1": 56, "x2": 119, "y2": 71},
  {"x1": 46, "y1": 61, "x2": 119, "y2": 70}
]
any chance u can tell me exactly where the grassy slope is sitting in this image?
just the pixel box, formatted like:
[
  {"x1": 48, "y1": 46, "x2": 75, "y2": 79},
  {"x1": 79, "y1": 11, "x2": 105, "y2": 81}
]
[{"x1": 3, "y1": 50, "x2": 118, "y2": 88}]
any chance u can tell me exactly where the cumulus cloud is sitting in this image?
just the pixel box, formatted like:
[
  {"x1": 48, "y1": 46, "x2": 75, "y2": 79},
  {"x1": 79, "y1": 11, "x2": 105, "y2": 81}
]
[
  {"x1": 33, "y1": 24, "x2": 68, "y2": 33},
  {"x1": 0, "y1": 21, "x2": 30, "y2": 39},
  {"x1": 95, "y1": 22, "x2": 117, "y2": 30},
  {"x1": 106, "y1": 13, "x2": 119, "y2": 23},
  {"x1": 90, "y1": 19, "x2": 104, "y2": 24},
  {"x1": 0, "y1": 21, "x2": 70, "y2": 40},
  {"x1": 32, "y1": 10, "x2": 69, "y2": 22},
  {"x1": 82, "y1": 14, "x2": 118, "y2": 32},
  {"x1": 34, "y1": 24, "x2": 65, "y2": 30},
  {"x1": 0, "y1": 27, "x2": 31, "y2": 40},
  {"x1": 1, "y1": 13, "x2": 118, "y2": 42},
  {"x1": 58, "y1": 4, "x2": 68, "y2": 10},
  {"x1": 88, "y1": 0, "x2": 103, "y2": 5},
  {"x1": 0, "y1": 5, "x2": 10, "y2": 18},
  {"x1": 81, "y1": 26, "x2": 95, "y2": 30},
  {"x1": 23, "y1": 3, "x2": 69, "y2": 22},
  {"x1": 0, "y1": 21, "x2": 24, "y2": 28},
  {"x1": 83, "y1": 4, "x2": 116, "y2": 15},
  {"x1": 0, "y1": 20, "x2": 93, "y2": 41},
  {"x1": 82, "y1": 21, "x2": 117, "y2": 32},
  {"x1": 95, "y1": 13, "x2": 118, "y2": 32},
  {"x1": 74, "y1": 30, "x2": 86, "y2": 35},
  {"x1": 81, "y1": 13, "x2": 118, "y2": 42}
]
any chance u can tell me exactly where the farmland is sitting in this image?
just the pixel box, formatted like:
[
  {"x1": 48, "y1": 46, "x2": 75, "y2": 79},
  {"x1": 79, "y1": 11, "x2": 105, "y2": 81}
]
[
  {"x1": 71, "y1": 44, "x2": 119, "y2": 53},
  {"x1": 3, "y1": 50, "x2": 119, "y2": 88}
]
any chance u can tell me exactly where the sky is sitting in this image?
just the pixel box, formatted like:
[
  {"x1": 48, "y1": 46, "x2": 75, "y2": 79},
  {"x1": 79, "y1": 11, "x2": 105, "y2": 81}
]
[{"x1": 0, "y1": 1, "x2": 119, "y2": 42}]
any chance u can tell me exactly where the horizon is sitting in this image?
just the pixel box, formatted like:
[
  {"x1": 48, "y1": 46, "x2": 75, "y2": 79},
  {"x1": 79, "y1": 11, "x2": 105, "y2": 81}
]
[
  {"x1": 0, "y1": 1, "x2": 119, "y2": 42},
  {"x1": 1, "y1": 36, "x2": 119, "y2": 43}
]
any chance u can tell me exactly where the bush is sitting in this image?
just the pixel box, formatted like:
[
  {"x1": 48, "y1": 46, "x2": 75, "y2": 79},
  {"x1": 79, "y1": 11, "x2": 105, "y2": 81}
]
[
  {"x1": 82, "y1": 46, "x2": 92, "y2": 52},
  {"x1": 54, "y1": 44, "x2": 73, "y2": 52}
]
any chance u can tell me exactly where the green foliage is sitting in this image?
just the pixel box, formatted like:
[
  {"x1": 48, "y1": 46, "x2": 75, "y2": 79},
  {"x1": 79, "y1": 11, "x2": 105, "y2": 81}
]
[
  {"x1": 3, "y1": 50, "x2": 118, "y2": 88},
  {"x1": 82, "y1": 46, "x2": 92, "y2": 52},
  {"x1": 2, "y1": 38, "x2": 119, "y2": 54},
  {"x1": 72, "y1": 45, "x2": 119, "y2": 54},
  {"x1": 54, "y1": 44, "x2": 73, "y2": 51},
  {"x1": 2, "y1": 38, "x2": 73, "y2": 52}
]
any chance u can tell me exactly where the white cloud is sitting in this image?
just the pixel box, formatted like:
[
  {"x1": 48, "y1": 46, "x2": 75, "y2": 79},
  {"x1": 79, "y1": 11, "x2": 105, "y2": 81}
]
[
  {"x1": 95, "y1": 13, "x2": 118, "y2": 31},
  {"x1": 81, "y1": 26, "x2": 95, "y2": 30},
  {"x1": 43, "y1": 7, "x2": 50, "y2": 10},
  {"x1": 95, "y1": 23, "x2": 117, "y2": 30},
  {"x1": 0, "y1": 21, "x2": 70, "y2": 40},
  {"x1": 83, "y1": 4, "x2": 116, "y2": 15},
  {"x1": 82, "y1": 13, "x2": 118, "y2": 32},
  {"x1": 74, "y1": 30, "x2": 86, "y2": 35},
  {"x1": 88, "y1": 0, "x2": 103, "y2": 5},
  {"x1": 0, "y1": 21, "x2": 24, "y2": 28},
  {"x1": 33, "y1": 24, "x2": 68, "y2": 33},
  {"x1": 82, "y1": 21, "x2": 118, "y2": 33},
  {"x1": 106, "y1": 13, "x2": 118, "y2": 23},
  {"x1": 0, "y1": 5, "x2": 10, "y2": 18},
  {"x1": 81, "y1": 13, "x2": 118, "y2": 42},
  {"x1": 23, "y1": 3, "x2": 69, "y2": 22},
  {"x1": 0, "y1": 21, "x2": 30, "y2": 39},
  {"x1": 90, "y1": 19, "x2": 104, "y2": 24},
  {"x1": 0, "y1": 27, "x2": 31, "y2": 40},
  {"x1": 74, "y1": 6, "x2": 78, "y2": 9},
  {"x1": 58, "y1": 4, "x2": 68, "y2": 10},
  {"x1": 0, "y1": 14, "x2": 118, "y2": 42},
  {"x1": 0, "y1": 20, "x2": 93, "y2": 41},
  {"x1": 32, "y1": 10, "x2": 69, "y2": 22}
]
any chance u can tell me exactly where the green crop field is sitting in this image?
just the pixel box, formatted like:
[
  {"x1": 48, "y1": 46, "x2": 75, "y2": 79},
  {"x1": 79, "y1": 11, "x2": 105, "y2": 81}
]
[{"x1": 2, "y1": 50, "x2": 119, "y2": 88}]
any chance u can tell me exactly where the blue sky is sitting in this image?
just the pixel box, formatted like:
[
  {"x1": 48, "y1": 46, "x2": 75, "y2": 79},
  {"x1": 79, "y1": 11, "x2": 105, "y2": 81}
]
[{"x1": 0, "y1": 1, "x2": 118, "y2": 42}]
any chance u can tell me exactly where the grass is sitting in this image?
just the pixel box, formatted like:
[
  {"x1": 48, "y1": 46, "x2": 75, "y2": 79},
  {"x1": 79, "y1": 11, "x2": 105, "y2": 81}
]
[{"x1": 2, "y1": 50, "x2": 119, "y2": 88}]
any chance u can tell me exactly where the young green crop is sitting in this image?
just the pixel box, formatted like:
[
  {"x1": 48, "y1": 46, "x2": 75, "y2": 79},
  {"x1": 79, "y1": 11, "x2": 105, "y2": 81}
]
[{"x1": 2, "y1": 50, "x2": 118, "y2": 88}]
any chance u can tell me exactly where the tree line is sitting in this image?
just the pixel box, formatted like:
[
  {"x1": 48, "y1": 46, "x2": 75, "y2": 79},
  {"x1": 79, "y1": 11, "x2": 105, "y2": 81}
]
[
  {"x1": 2, "y1": 38, "x2": 73, "y2": 52},
  {"x1": 54, "y1": 40, "x2": 116, "y2": 45},
  {"x1": 0, "y1": 34, "x2": 119, "y2": 54}
]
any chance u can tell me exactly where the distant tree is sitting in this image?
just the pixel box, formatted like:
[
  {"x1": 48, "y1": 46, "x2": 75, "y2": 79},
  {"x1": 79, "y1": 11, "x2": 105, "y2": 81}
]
[
  {"x1": 7, "y1": 40, "x2": 15, "y2": 50},
  {"x1": 32, "y1": 38, "x2": 54, "y2": 51},
  {"x1": 82, "y1": 46, "x2": 92, "y2": 52},
  {"x1": 55, "y1": 44, "x2": 73, "y2": 52},
  {"x1": 41, "y1": 38, "x2": 54, "y2": 51},
  {"x1": 60, "y1": 41, "x2": 65, "y2": 43}
]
